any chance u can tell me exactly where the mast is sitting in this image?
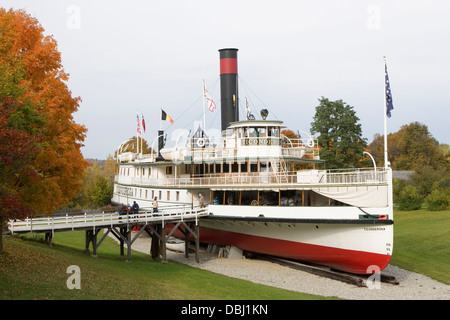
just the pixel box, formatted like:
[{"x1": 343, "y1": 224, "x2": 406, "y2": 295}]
[
  {"x1": 203, "y1": 80, "x2": 206, "y2": 130},
  {"x1": 383, "y1": 56, "x2": 388, "y2": 169}
]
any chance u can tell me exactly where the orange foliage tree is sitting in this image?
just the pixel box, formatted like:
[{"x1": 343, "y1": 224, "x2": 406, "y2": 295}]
[{"x1": 0, "y1": 8, "x2": 88, "y2": 219}]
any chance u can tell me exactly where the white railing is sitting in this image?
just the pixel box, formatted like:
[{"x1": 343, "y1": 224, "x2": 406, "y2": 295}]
[
  {"x1": 117, "y1": 136, "x2": 319, "y2": 164},
  {"x1": 115, "y1": 168, "x2": 388, "y2": 190},
  {"x1": 324, "y1": 168, "x2": 386, "y2": 184},
  {"x1": 7, "y1": 205, "x2": 207, "y2": 234}
]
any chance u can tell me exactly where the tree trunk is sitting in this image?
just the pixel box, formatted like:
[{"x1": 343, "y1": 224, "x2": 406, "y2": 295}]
[{"x1": 0, "y1": 215, "x2": 4, "y2": 254}]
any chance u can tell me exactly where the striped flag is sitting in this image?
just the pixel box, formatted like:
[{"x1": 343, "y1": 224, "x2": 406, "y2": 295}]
[
  {"x1": 161, "y1": 109, "x2": 174, "y2": 124},
  {"x1": 141, "y1": 113, "x2": 146, "y2": 133},
  {"x1": 136, "y1": 113, "x2": 141, "y2": 135}
]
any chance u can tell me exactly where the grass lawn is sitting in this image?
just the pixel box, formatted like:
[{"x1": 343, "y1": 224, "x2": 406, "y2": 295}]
[
  {"x1": 390, "y1": 209, "x2": 450, "y2": 284},
  {"x1": 0, "y1": 231, "x2": 334, "y2": 300}
]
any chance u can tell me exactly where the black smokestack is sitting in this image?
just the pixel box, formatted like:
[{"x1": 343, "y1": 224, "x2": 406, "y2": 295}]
[{"x1": 219, "y1": 48, "x2": 239, "y2": 131}]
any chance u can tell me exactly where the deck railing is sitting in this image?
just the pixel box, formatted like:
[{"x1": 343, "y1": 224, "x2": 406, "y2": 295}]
[{"x1": 116, "y1": 168, "x2": 388, "y2": 189}]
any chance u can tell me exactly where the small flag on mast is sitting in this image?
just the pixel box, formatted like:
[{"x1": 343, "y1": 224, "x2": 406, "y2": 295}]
[
  {"x1": 203, "y1": 80, "x2": 216, "y2": 112},
  {"x1": 161, "y1": 109, "x2": 174, "y2": 124},
  {"x1": 136, "y1": 113, "x2": 141, "y2": 135},
  {"x1": 385, "y1": 63, "x2": 394, "y2": 118},
  {"x1": 141, "y1": 113, "x2": 146, "y2": 133}
]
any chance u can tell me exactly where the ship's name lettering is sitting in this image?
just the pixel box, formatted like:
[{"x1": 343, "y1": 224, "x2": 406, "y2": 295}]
[
  {"x1": 364, "y1": 227, "x2": 386, "y2": 231},
  {"x1": 241, "y1": 138, "x2": 280, "y2": 146},
  {"x1": 117, "y1": 186, "x2": 133, "y2": 196}
]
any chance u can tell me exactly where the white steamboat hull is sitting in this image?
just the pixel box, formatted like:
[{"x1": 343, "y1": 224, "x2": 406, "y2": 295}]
[{"x1": 173, "y1": 205, "x2": 393, "y2": 274}]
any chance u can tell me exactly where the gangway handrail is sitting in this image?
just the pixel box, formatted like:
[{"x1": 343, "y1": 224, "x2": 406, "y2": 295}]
[{"x1": 7, "y1": 205, "x2": 207, "y2": 234}]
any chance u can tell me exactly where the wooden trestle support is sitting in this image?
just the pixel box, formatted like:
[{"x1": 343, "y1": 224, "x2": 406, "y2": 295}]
[{"x1": 83, "y1": 221, "x2": 200, "y2": 263}]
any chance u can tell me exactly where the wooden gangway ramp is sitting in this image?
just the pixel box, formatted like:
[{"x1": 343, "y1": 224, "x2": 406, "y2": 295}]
[{"x1": 7, "y1": 205, "x2": 207, "y2": 263}]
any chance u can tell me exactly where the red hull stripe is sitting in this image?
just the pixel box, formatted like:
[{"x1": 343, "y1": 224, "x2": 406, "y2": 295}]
[
  {"x1": 170, "y1": 225, "x2": 391, "y2": 275},
  {"x1": 220, "y1": 58, "x2": 238, "y2": 74}
]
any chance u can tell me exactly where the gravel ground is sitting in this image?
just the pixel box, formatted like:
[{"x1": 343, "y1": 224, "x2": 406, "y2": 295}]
[{"x1": 116, "y1": 232, "x2": 450, "y2": 300}]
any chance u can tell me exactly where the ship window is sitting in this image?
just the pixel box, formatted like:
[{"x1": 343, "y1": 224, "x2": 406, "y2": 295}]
[
  {"x1": 166, "y1": 166, "x2": 173, "y2": 175},
  {"x1": 241, "y1": 162, "x2": 247, "y2": 173},
  {"x1": 243, "y1": 127, "x2": 249, "y2": 137},
  {"x1": 223, "y1": 163, "x2": 229, "y2": 173},
  {"x1": 261, "y1": 162, "x2": 267, "y2": 172},
  {"x1": 159, "y1": 190, "x2": 162, "y2": 200},
  {"x1": 232, "y1": 162, "x2": 239, "y2": 173},
  {"x1": 145, "y1": 190, "x2": 148, "y2": 199},
  {"x1": 167, "y1": 191, "x2": 170, "y2": 201},
  {"x1": 272, "y1": 128, "x2": 279, "y2": 137},
  {"x1": 176, "y1": 191, "x2": 180, "y2": 201},
  {"x1": 259, "y1": 127, "x2": 266, "y2": 137},
  {"x1": 152, "y1": 190, "x2": 154, "y2": 199},
  {"x1": 249, "y1": 128, "x2": 258, "y2": 137},
  {"x1": 250, "y1": 162, "x2": 258, "y2": 172}
]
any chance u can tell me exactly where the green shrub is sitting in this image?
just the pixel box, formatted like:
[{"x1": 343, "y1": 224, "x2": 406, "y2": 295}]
[
  {"x1": 397, "y1": 185, "x2": 423, "y2": 210},
  {"x1": 425, "y1": 188, "x2": 450, "y2": 211}
]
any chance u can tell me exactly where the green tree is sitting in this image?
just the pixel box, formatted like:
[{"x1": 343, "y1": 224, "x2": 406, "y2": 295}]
[
  {"x1": 397, "y1": 185, "x2": 423, "y2": 211},
  {"x1": 88, "y1": 176, "x2": 113, "y2": 208},
  {"x1": 310, "y1": 97, "x2": 368, "y2": 169},
  {"x1": 425, "y1": 188, "x2": 450, "y2": 211}
]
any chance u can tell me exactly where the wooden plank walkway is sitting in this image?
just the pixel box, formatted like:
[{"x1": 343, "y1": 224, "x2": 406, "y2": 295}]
[{"x1": 7, "y1": 205, "x2": 207, "y2": 263}]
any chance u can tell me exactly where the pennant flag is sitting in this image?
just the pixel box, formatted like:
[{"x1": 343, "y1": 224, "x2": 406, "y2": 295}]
[
  {"x1": 136, "y1": 113, "x2": 141, "y2": 135},
  {"x1": 385, "y1": 63, "x2": 394, "y2": 118},
  {"x1": 161, "y1": 109, "x2": 174, "y2": 124},
  {"x1": 203, "y1": 80, "x2": 216, "y2": 112},
  {"x1": 141, "y1": 113, "x2": 146, "y2": 133}
]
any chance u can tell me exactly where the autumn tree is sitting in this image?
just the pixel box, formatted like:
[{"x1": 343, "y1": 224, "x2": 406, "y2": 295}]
[
  {"x1": 72, "y1": 159, "x2": 115, "y2": 209},
  {"x1": 368, "y1": 122, "x2": 447, "y2": 171},
  {"x1": 0, "y1": 9, "x2": 87, "y2": 224},
  {"x1": 368, "y1": 122, "x2": 449, "y2": 210},
  {"x1": 115, "y1": 136, "x2": 153, "y2": 157},
  {"x1": 310, "y1": 97, "x2": 368, "y2": 169}
]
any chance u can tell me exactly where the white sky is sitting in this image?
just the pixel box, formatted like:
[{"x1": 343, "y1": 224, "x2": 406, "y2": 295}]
[{"x1": 2, "y1": 0, "x2": 449, "y2": 159}]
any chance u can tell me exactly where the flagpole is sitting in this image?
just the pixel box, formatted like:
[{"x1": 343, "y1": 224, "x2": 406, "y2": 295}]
[
  {"x1": 203, "y1": 80, "x2": 206, "y2": 130},
  {"x1": 383, "y1": 56, "x2": 388, "y2": 169},
  {"x1": 140, "y1": 114, "x2": 143, "y2": 156},
  {"x1": 136, "y1": 112, "x2": 140, "y2": 155}
]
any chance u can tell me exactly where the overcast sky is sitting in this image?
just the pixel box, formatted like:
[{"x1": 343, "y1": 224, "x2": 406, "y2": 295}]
[{"x1": 2, "y1": 0, "x2": 450, "y2": 159}]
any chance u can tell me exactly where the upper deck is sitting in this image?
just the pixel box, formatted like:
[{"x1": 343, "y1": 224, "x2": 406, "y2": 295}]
[{"x1": 117, "y1": 120, "x2": 321, "y2": 164}]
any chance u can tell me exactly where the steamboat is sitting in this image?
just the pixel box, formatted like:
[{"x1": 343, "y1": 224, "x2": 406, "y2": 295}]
[{"x1": 112, "y1": 49, "x2": 394, "y2": 274}]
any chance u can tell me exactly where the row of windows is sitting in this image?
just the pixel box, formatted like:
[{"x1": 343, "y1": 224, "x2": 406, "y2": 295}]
[
  {"x1": 131, "y1": 188, "x2": 180, "y2": 202},
  {"x1": 119, "y1": 167, "x2": 153, "y2": 177},
  {"x1": 119, "y1": 161, "x2": 279, "y2": 178}
]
